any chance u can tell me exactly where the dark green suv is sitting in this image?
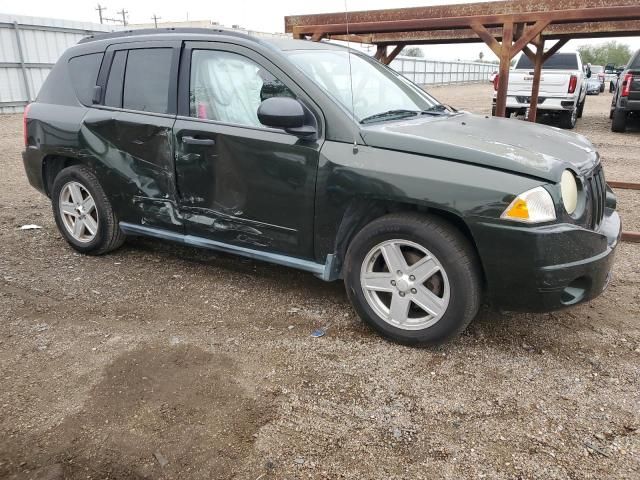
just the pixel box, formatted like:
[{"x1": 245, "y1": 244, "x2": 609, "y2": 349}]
[{"x1": 23, "y1": 29, "x2": 621, "y2": 345}]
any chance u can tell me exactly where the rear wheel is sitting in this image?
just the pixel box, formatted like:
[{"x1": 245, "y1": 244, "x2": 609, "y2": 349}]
[
  {"x1": 558, "y1": 108, "x2": 577, "y2": 129},
  {"x1": 611, "y1": 108, "x2": 627, "y2": 132},
  {"x1": 576, "y1": 97, "x2": 585, "y2": 118},
  {"x1": 343, "y1": 213, "x2": 481, "y2": 346},
  {"x1": 52, "y1": 165, "x2": 126, "y2": 255}
]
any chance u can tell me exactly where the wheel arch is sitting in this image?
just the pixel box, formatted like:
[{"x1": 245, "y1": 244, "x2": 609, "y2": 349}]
[
  {"x1": 42, "y1": 155, "x2": 84, "y2": 197},
  {"x1": 333, "y1": 198, "x2": 486, "y2": 286}
]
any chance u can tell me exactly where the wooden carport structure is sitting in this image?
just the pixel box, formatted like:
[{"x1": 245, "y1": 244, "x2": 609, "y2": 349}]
[
  {"x1": 285, "y1": 0, "x2": 640, "y2": 122},
  {"x1": 286, "y1": 0, "x2": 640, "y2": 243}
]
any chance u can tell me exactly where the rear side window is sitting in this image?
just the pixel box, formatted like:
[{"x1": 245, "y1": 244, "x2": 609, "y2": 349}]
[
  {"x1": 105, "y1": 50, "x2": 127, "y2": 108},
  {"x1": 630, "y1": 52, "x2": 640, "y2": 69},
  {"x1": 123, "y1": 48, "x2": 173, "y2": 113},
  {"x1": 516, "y1": 53, "x2": 579, "y2": 70},
  {"x1": 68, "y1": 53, "x2": 103, "y2": 106}
]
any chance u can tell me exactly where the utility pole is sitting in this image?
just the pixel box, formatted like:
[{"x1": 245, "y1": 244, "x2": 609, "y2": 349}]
[
  {"x1": 117, "y1": 8, "x2": 128, "y2": 26},
  {"x1": 151, "y1": 14, "x2": 161, "y2": 28},
  {"x1": 96, "y1": 3, "x2": 106, "y2": 24}
]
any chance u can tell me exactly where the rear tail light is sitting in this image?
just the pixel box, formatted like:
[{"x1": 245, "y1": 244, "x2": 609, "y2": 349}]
[
  {"x1": 493, "y1": 74, "x2": 499, "y2": 91},
  {"x1": 621, "y1": 73, "x2": 633, "y2": 97},
  {"x1": 23, "y1": 103, "x2": 31, "y2": 147},
  {"x1": 568, "y1": 75, "x2": 577, "y2": 94}
]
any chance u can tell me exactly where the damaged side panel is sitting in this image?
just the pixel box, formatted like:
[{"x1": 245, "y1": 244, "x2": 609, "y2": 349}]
[{"x1": 80, "y1": 109, "x2": 183, "y2": 232}]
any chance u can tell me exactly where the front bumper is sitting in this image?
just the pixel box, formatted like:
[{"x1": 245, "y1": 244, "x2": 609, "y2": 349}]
[{"x1": 471, "y1": 207, "x2": 621, "y2": 312}]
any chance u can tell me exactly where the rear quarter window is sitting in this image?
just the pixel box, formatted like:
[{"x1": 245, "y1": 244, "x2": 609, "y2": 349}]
[
  {"x1": 630, "y1": 52, "x2": 640, "y2": 69},
  {"x1": 68, "y1": 53, "x2": 104, "y2": 106}
]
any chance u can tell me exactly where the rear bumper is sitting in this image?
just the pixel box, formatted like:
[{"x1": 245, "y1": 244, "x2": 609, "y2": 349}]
[
  {"x1": 471, "y1": 207, "x2": 621, "y2": 312},
  {"x1": 22, "y1": 147, "x2": 47, "y2": 195},
  {"x1": 494, "y1": 95, "x2": 578, "y2": 112},
  {"x1": 618, "y1": 97, "x2": 640, "y2": 112}
]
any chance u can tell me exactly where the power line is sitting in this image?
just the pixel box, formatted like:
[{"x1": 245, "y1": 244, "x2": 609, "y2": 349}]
[{"x1": 151, "y1": 14, "x2": 161, "y2": 28}]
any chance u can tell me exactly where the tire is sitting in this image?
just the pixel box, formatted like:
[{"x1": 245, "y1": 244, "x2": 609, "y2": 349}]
[
  {"x1": 609, "y1": 81, "x2": 615, "y2": 93},
  {"x1": 611, "y1": 108, "x2": 627, "y2": 133},
  {"x1": 609, "y1": 108, "x2": 614, "y2": 120},
  {"x1": 491, "y1": 106, "x2": 496, "y2": 116},
  {"x1": 51, "y1": 165, "x2": 126, "y2": 255},
  {"x1": 558, "y1": 109, "x2": 577, "y2": 129},
  {"x1": 600, "y1": 84, "x2": 605, "y2": 93},
  {"x1": 577, "y1": 99, "x2": 584, "y2": 118},
  {"x1": 343, "y1": 213, "x2": 482, "y2": 346}
]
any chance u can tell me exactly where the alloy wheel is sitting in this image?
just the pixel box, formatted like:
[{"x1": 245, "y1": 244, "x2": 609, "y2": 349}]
[
  {"x1": 58, "y1": 181, "x2": 99, "y2": 243},
  {"x1": 360, "y1": 239, "x2": 450, "y2": 330}
]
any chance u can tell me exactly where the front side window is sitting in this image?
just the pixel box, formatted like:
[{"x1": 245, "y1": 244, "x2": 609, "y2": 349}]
[
  {"x1": 123, "y1": 48, "x2": 173, "y2": 113},
  {"x1": 189, "y1": 50, "x2": 294, "y2": 127},
  {"x1": 287, "y1": 49, "x2": 441, "y2": 123}
]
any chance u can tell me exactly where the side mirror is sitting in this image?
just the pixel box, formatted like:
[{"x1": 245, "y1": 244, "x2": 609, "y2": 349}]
[
  {"x1": 257, "y1": 97, "x2": 316, "y2": 138},
  {"x1": 586, "y1": 68, "x2": 592, "y2": 79},
  {"x1": 92, "y1": 85, "x2": 102, "y2": 104}
]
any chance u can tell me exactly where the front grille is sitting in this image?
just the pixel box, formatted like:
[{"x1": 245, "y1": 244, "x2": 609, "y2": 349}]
[{"x1": 586, "y1": 165, "x2": 606, "y2": 230}]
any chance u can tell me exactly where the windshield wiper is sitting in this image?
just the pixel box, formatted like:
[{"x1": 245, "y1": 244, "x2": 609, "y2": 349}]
[{"x1": 360, "y1": 109, "x2": 422, "y2": 124}]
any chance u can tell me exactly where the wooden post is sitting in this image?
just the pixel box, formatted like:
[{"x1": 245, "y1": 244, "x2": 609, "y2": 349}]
[
  {"x1": 495, "y1": 22, "x2": 513, "y2": 117},
  {"x1": 528, "y1": 36, "x2": 545, "y2": 122}
]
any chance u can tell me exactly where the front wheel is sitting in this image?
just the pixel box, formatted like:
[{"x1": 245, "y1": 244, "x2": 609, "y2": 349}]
[
  {"x1": 52, "y1": 165, "x2": 126, "y2": 255},
  {"x1": 343, "y1": 213, "x2": 482, "y2": 346}
]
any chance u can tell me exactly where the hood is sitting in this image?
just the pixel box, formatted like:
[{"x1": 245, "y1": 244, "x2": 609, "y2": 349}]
[{"x1": 360, "y1": 112, "x2": 598, "y2": 182}]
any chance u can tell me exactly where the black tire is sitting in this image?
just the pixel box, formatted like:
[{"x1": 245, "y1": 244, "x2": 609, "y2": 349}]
[
  {"x1": 609, "y1": 108, "x2": 614, "y2": 120},
  {"x1": 600, "y1": 84, "x2": 605, "y2": 93},
  {"x1": 343, "y1": 213, "x2": 482, "y2": 346},
  {"x1": 491, "y1": 106, "x2": 496, "y2": 116},
  {"x1": 558, "y1": 109, "x2": 577, "y2": 129},
  {"x1": 611, "y1": 108, "x2": 627, "y2": 133},
  {"x1": 576, "y1": 97, "x2": 585, "y2": 118},
  {"x1": 51, "y1": 165, "x2": 126, "y2": 255}
]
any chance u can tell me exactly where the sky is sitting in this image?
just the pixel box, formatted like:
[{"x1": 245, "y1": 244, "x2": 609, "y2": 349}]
[{"x1": 4, "y1": 0, "x2": 640, "y2": 62}]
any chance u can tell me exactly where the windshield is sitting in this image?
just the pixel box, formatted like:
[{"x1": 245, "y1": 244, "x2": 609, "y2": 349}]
[
  {"x1": 287, "y1": 49, "x2": 442, "y2": 123},
  {"x1": 516, "y1": 52, "x2": 579, "y2": 70}
]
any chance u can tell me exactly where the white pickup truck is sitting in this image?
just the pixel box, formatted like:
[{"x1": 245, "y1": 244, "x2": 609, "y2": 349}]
[{"x1": 492, "y1": 51, "x2": 589, "y2": 129}]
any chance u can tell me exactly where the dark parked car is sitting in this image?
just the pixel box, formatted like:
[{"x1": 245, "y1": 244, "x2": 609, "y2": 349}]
[
  {"x1": 23, "y1": 29, "x2": 621, "y2": 345},
  {"x1": 610, "y1": 50, "x2": 640, "y2": 132}
]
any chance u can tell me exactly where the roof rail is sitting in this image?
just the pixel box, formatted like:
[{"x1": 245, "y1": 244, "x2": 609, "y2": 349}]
[{"x1": 78, "y1": 27, "x2": 255, "y2": 44}]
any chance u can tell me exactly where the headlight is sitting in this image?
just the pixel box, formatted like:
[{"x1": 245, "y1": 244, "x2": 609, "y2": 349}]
[
  {"x1": 501, "y1": 186, "x2": 556, "y2": 223},
  {"x1": 560, "y1": 169, "x2": 578, "y2": 214}
]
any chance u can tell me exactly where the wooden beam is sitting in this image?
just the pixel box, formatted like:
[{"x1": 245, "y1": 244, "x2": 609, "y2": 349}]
[
  {"x1": 470, "y1": 22, "x2": 502, "y2": 57},
  {"x1": 522, "y1": 45, "x2": 536, "y2": 62},
  {"x1": 384, "y1": 45, "x2": 405, "y2": 64},
  {"x1": 528, "y1": 37, "x2": 545, "y2": 123},
  {"x1": 609, "y1": 181, "x2": 640, "y2": 190},
  {"x1": 543, "y1": 38, "x2": 569, "y2": 62},
  {"x1": 510, "y1": 20, "x2": 551, "y2": 58},
  {"x1": 495, "y1": 22, "x2": 513, "y2": 117},
  {"x1": 622, "y1": 231, "x2": 640, "y2": 243},
  {"x1": 311, "y1": 31, "x2": 325, "y2": 42}
]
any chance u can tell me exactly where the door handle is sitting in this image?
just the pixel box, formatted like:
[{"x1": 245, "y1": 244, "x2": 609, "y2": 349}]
[{"x1": 182, "y1": 136, "x2": 215, "y2": 146}]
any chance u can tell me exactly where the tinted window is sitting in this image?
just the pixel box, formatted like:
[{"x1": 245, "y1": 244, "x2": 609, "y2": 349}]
[
  {"x1": 516, "y1": 53, "x2": 579, "y2": 70},
  {"x1": 189, "y1": 50, "x2": 294, "y2": 127},
  {"x1": 105, "y1": 50, "x2": 127, "y2": 108},
  {"x1": 68, "y1": 53, "x2": 103, "y2": 105},
  {"x1": 123, "y1": 48, "x2": 173, "y2": 113},
  {"x1": 630, "y1": 52, "x2": 640, "y2": 69}
]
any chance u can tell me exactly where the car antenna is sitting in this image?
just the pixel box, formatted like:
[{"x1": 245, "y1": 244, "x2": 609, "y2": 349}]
[{"x1": 344, "y1": 0, "x2": 359, "y2": 154}]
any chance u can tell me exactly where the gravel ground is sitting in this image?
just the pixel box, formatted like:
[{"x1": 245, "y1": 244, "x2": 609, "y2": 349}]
[{"x1": 1, "y1": 83, "x2": 639, "y2": 480}]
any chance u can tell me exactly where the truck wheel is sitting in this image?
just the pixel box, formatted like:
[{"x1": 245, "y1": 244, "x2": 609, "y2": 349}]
[
  {"x1": 576, "y1": 98, "x2": 585, "y2": 118},
  {"x1": 343, "y1": 213, "x2": 481, "y2": 346},
  {"x1": 51, "y1": 165, "x2": 126, "y2": 255},
  {"x1": 611, "y1": 108, "x2": 627, "y2": 133},
  {"x1": 559, "y1": 109, "x2": 577, "y2": 129},
  {"x1": 491, "y1": 106, "x2": 496, "y2": 116}
]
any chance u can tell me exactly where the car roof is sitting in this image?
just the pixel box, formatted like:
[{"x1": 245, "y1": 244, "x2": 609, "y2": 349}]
[{"x1": 78, "y1": 27, "x2": 346, "y2": 52}]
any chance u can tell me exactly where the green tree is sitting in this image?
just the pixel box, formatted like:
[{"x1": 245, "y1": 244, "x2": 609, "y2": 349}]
[
  {"x1": 577, "y1": 41, "x2": 632, "y2": 67},
  {"x1": 402, "y1": 47, "x2": 424, "y2": 58}
]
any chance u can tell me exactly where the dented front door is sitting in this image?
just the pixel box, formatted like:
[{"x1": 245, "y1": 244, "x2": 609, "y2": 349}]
[{"x1": 173, "y1": 43, "x2": 321, "y2": 258}]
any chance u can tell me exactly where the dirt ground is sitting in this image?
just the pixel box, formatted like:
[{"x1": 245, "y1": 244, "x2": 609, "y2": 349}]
[{"x1": 1, "y1": 83, "x2": 638, "y2": 480}]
